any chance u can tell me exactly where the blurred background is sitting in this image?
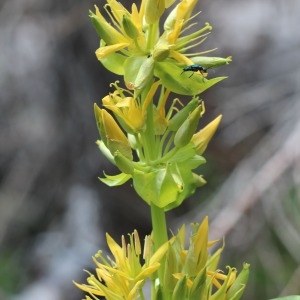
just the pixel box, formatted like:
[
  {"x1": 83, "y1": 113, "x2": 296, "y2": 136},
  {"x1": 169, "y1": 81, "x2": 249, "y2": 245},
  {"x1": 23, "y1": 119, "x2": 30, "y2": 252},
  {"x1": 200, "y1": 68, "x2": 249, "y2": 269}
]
[{"x1": 1, "y1": 0, "x2": 300, "y2": 299}]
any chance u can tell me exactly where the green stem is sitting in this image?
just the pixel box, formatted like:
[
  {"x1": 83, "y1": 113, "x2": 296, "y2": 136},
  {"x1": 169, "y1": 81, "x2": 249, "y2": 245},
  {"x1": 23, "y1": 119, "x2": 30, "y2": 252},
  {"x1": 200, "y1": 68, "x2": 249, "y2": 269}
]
[
  {"x1": 150, "y1": 203, "x2": 168, "y2": 250},
  {"x1": 144, "y1": 92, "x2": 156, "y2": 162},
  {"x1": 150, "y1": 203, "x2": 168, "y2": 298},
  {"x1": 146, "y1": 21, "x2": 159, "y2": 51}
]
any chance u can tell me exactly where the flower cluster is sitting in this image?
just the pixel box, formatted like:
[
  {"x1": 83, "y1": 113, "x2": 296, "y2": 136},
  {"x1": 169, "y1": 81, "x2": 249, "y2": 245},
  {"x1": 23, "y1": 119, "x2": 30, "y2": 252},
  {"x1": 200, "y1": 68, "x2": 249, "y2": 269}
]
[
  {"x1": 74, "y1": 230, "x2": 172, "y2": 299},
  {"x1": 95, "y1": 81, "x2": 222, "y2": 210},
  {"x1": 75, "y1": 218, "x2": 250, "y2": 300},
  {"x1": 90, "y1": 0, "x2": 231, "y2": 95}
]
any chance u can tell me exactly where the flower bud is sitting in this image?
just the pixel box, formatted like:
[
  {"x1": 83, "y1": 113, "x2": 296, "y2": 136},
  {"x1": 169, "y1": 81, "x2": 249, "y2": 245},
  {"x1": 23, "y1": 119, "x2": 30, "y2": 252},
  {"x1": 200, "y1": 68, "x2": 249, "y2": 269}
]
[
  {"x1": 135, "y1": 57, "x2": 154, "y2": 89},
  {"x1": 192, "y1": 56, "x2": 232, "y2": 69},
  {"x1": 193, "y1": 173, "x2": 207, "y2": 187},
  {"x1": 168, "y1": 98, "x2": 201, "y2": 131},
  {"x1": 191, "y1": 115, "x2": 222, "y2": 155},
  {"x1": 226, "y1": 263, "x2": 250, "y2": 300},
  {"x1": 94, "y1": 103, "x2": 132, "y2": 159},
  {"x1": 153, "y1": 45, "x2": 170, "y2": 62},
  {"x1": 174, "y1": 105, "x2": 202, "y2": 148},
  {"x1": 122, "y1": 14, "x2": 139, "y2": 39},
  {"x1": 114, "y1": 151, "x2": 134, "y2": 174}
]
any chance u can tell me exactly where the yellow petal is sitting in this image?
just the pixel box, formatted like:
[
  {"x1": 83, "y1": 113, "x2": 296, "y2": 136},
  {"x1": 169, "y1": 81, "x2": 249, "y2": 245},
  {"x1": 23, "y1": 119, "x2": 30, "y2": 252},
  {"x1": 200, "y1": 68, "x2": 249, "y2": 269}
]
[
  {"x1": 191, "y1": 115, "x2": 222, "y2": 155},
  {"x1": 106, "y1": 233, "x2": 125, "y2": 265},
  {"x1": 107, "y1": 0, "x2": 129, "y2": 24},
  {"x1": 167, "y1": 19, "x2": 184, "y2": 44},
  {"x1": 169, "y1": 50, "x2": 194, "y2": 65},
  {"x1": 176, "y1": 0, "x2": 198, "y2": 22},
  {"x1": 95, "y1": 43, "x2": 129, "y2": 60},
  {"x1": 73, "y1": 281, "x2": 105, "y2": 296},
  {"x1": 104, "y1": 96, "x2": 145, "y2": 132},
  {"x1": 145, "y1": 0, "x2": 165, "y2": 24},
  {"x1": 131, "y1": 3, "x2": 143, "y2": 32}
]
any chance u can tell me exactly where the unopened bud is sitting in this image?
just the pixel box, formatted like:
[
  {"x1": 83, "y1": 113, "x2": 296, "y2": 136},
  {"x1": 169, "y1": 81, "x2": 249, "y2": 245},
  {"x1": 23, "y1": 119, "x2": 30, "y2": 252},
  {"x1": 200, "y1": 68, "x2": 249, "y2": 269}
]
[
  {"x1": 114, "y1": 151, "x2": 134, "y2": 174},
  {"x1": 153, "y1": 46, "x2": 170, "y2": 62},
  {"x1": 168, "y1": 98, "x2": 201, "y2": 131},
  {"x1": 122, "y1": 14, "x2": 139, "y2": 39},
  {"x1": 226, "y1": 263, "x2": 250, "y2": 299},
  {"x1": 191, "y1": 115, "x2": 222, "y2": 155},
  {"x1": 174, "y1": 105, "x2": 202, "y2": 148}
]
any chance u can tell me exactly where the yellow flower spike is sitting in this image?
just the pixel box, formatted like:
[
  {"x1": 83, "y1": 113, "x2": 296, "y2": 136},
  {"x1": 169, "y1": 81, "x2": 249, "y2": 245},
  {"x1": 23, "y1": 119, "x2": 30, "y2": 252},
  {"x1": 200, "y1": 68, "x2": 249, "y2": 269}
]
[{"x1": 191, "y1": 114, "x2": 222, "y2": 155}]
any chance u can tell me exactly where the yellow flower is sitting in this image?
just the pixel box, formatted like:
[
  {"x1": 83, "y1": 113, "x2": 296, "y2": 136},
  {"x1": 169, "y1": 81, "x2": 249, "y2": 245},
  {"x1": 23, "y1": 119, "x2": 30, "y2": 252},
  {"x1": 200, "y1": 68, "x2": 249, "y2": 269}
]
[
  {"x1": 102, "y1": 91, "x2": 145, "y2": 133},
  {"x1": 89, "y1": 0, "x2": 228, "y2": 95},
  {"x1": 94, "y1": 103, "x2": 132, "y2": 159},
  {"x1": 74, "y1": 230, "x2": 174, "y2": 300}
]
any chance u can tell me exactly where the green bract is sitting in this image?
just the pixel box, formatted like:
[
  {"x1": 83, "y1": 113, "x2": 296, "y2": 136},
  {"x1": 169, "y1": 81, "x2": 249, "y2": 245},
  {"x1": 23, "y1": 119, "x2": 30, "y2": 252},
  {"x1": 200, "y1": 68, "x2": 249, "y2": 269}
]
[{"x1": 155, "y1": 61, "x2": 227, "y2": 95}]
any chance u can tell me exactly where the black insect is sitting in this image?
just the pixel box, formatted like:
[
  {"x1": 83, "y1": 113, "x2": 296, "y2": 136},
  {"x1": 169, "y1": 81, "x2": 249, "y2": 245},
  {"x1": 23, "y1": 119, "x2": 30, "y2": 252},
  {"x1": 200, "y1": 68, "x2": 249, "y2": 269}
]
[{"x1": 181, "y1": 64, "x2": 208, "y2": 78}]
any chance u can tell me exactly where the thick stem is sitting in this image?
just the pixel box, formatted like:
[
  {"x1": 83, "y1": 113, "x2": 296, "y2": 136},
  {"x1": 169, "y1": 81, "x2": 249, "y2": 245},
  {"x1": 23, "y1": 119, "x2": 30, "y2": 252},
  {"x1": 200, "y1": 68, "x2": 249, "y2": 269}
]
[
  {"x1": 150, "y1": 203, "x2": 168, "y2": 299},
  {"x1": 150, "y1": 203, "x2": 168, "y2": 250}
]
